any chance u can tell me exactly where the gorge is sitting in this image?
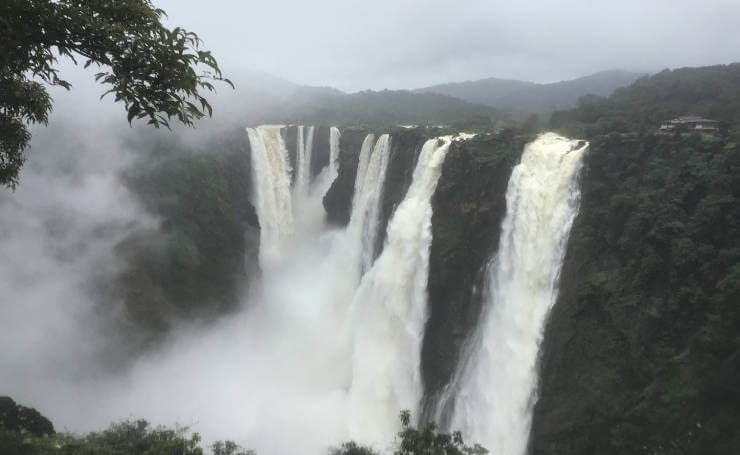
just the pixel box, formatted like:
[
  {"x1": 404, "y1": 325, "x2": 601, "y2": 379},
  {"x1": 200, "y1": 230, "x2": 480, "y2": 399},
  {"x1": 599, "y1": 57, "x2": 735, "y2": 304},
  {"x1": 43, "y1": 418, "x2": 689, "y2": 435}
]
[
  {"x1": 2, "y1": 0, "x2": 740, "y2": 452},
  {"x1": 198, "y1": 125, "x2": 589, "y2": 452},
  {"x1": 2, "y1": 119, "x2": 738, "y2": 454}
]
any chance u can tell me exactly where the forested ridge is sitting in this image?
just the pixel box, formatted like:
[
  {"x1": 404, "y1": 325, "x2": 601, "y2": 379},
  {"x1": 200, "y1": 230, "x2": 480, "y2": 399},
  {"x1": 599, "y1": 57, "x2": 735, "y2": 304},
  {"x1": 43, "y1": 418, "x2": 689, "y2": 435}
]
[{"x1": 551, "y1": 63, "x2": 740, "y2": 137}]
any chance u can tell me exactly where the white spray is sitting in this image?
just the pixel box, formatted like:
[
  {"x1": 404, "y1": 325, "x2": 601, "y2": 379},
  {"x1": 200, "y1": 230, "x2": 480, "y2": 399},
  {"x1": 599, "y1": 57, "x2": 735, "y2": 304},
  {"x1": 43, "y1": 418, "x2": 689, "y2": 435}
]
[
  {"x1": 4, "y1": 126, "x2": 450, "y2": 455},
  {"x1": 447, "y1": 133, "x2": 587, "y2": 455},
  {"x1": 347, "y1": 137, "x2": 452, "y2": 444}
]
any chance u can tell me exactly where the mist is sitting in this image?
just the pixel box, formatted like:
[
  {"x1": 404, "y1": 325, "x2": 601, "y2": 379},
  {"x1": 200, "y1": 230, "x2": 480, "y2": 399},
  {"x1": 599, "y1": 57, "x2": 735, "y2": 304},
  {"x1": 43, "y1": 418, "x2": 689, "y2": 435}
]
[
  {"x1": 0, "y1": 108, "x2": 154, "y2": 425},
  {"x1": 1, "y1": 107, "x2": 358, "y2": 453}
]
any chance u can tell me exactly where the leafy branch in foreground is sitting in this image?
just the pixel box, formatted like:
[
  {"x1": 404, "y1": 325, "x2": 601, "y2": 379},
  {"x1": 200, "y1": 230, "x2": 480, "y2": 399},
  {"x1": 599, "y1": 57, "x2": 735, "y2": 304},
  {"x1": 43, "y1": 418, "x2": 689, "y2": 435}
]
[
  {"x1": 0, "y1": 0, "x2": 233, "y2": 187},
  {"x1": 332, "y1": 411, "x2": 489, "y2": 455}
]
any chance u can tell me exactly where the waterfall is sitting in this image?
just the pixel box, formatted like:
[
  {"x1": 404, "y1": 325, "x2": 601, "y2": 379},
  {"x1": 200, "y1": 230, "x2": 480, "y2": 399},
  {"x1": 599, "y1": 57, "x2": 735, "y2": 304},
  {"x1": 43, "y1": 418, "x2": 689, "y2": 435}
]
[
  {"x1": 310, "y1": 127, "x2": 343, "y2": 209},
  {"x1": 347, "y1": 134, "x2": 391, "y2": 275},
  {"x1": 329, "y1": 126, "x2": 341, "y2": 177},
  {"x1": 246, "y1": 125, "x2": 295, "y2": 268},
  {"x1": 347, "y1": 136, "x2": 452, "y2": 444},
  {"x1": 295, "y1": 125, "x2": 315, "y2": 197},
  {"x1": 445, "y1": 133, "x2": 587, "y2": 455},
  {"x1": 239, "y1": 127, "x2": 401, "y2": 452}
]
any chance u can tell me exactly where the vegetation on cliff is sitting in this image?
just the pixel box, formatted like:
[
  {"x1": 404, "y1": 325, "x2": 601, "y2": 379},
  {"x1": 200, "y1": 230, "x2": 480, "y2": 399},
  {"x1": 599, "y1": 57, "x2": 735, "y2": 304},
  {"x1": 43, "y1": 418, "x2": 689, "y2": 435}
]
[
  {"x1": 532, "y1": 132, "x2": 740, "y2": 454},
  {"x1": 0, "y1": 398, "x2": 486, "y2": 455},
  {"x1": 416, "y1": 70, "x2": 642, "y2": 115},
  {"x1": 279, "y1": 89, "x2": 499, "y2": 129},
  {"x1": 106, "y1": 129, "x2": 259, "y2": 356}
]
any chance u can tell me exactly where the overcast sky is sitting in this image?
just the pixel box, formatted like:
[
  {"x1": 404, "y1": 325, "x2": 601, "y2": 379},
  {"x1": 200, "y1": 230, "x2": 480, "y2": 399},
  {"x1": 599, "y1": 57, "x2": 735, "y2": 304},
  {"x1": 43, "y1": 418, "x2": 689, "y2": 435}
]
[{"x1": 158, "y1": 1, "x2": 737, "y2": 91}]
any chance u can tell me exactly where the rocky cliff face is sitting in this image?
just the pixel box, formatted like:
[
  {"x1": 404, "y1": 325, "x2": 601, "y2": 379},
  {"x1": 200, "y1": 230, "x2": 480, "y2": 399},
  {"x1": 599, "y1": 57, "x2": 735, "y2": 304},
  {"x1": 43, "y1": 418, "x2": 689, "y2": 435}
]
[
  {"x1": 531, "y1": 133, "x2": 740, "y2": 454},
  {"x1": 323, "y1": 128, "x2": 430, "y2": 231},
  {"x1": 284, "y1": 125, "x2": 299, "y2": 182},
  {"x1": 323, "y1": 128, "x2": 369, "y2": 226},
  {"x1": 312, "y1": 125, "x2": 331, "y2": 179},
  {"x1": 421, "y1": 131, "x2": 530, "y2": 417},
  {"x1": 373, "y1": 130, "x2": 428, "y2": 256}
]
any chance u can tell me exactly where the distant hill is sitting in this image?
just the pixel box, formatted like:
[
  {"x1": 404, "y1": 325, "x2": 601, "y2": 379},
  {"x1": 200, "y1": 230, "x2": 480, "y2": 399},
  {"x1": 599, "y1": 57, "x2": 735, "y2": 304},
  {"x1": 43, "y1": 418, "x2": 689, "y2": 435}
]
[
  {"x1": 551, "y1": 63, "x2": 740, "y2": 137},
  {"x1": 281, "y1": 89, "x2": 498, "y2": 127},
  {"x1": 415, "y1": 77, "x2": 535, "y2": 107},
  {"x1": 219, "y1": 71, "x2": 499, "y2": 127},
  {"x1": 216, "y1": 68, "x2": 644, "y2": 127},
  {"x1": 416, "y1": 70, "x2": 644, "y2": 114}
]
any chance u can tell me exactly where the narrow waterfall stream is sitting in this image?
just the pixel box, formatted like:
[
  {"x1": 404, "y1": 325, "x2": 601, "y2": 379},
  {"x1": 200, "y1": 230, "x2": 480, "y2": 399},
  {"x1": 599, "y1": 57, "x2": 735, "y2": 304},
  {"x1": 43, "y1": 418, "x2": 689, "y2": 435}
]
[
  {"x1": 295, "y1": 125, "x2": 315, "y2": 197},
  {"x1": 350, "y1": 134, "x2": 392, "y2": 276}
]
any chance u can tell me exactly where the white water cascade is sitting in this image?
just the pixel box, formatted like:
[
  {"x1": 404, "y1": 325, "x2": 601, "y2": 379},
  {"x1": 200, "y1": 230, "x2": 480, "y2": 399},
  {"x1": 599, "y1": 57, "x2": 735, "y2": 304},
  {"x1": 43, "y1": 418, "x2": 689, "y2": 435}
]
[
  {"x1": 246, "y1": 125, "x2": 294, "y2": 267},
  {"x1": 237, "y1": 126, "x2": 407, "y2": 453},
  {"x1": 295, "y1": 125, "x2": 315, "y2": 197},
  {"x1": 329, "y1": 126, "x2": 341, "y2": 176},
  {"x1": 348, "y1": 134, "x2": 392, "y2": 275},
  {"x1": 309, "y1": 126, "x2": 343, "y2": 214},
  {"x1": 347, "y1": 136, "x2": 452, "y2": 444},
  {"x1": 446, "y1": 133, "x2": 588, "y2": 455}
]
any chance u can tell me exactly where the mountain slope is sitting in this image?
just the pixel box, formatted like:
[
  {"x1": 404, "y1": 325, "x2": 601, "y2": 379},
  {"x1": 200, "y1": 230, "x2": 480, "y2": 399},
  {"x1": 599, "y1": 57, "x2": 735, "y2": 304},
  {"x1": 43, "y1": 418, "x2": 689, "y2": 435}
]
[
  {"x1": 415, "y1": 77, "x2": 535, "y2": 106},
  {"x1": 283, "y1": 89, "x2": 498, "y2": 127},
  {"x1": 498, "y1": 70, "x2": 645, "y2": 113},
  {"x1": 416, "y1": 70, "x2": 644, "y2": 113},
  {"x1": 216, "y1": 69, "x2": 498, "y2": 127}
]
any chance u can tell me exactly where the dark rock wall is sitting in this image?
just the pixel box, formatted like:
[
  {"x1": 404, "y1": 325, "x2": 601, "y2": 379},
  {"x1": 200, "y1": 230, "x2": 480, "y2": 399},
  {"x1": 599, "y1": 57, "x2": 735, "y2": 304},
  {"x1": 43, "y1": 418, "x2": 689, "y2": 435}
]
[
  {"x1": 322, "y1": 128, "x2": 430, "y2": 258},
  {"x1": 531, "y1": 133, "x2": 740, "y2": 454},
  {"x1": 311, "y1": 126, "x2": 331, "y2": 179},
  {"x1": 323, "y1": 128, "x2": 369, "y2": 226},
  {"x1": 283, "y1": 125, "x2": 298, "y2": 183},
  {"x1": 421, "y1": 131, "x2": 530, "y2": 419}
]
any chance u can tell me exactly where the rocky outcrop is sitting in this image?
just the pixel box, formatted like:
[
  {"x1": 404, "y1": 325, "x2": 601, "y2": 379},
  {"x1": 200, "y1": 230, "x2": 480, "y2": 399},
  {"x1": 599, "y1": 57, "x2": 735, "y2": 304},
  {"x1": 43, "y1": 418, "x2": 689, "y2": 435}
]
[
  {"x1": 421, "y1": 131, "x2": 530, "y2": 419},
  {"x1": 531, "y1": 133, "x2": 740, "y2": 454},
  {"x1": 284, "y1": 125, "x2": 299, "y2": 182},
  {"x1": 373, "y1": 130, "x2": 429, "y2": 257},
  {"x1": 311, "y1": 126, "x2": 331, "y2": 179}
]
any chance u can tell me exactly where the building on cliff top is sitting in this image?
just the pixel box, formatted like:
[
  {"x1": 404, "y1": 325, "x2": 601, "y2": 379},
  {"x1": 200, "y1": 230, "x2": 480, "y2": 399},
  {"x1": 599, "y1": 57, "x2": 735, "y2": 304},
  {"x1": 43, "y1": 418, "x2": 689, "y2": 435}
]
[{"x1": 660, "y1": 115, "x2": 719, "y2": 131}]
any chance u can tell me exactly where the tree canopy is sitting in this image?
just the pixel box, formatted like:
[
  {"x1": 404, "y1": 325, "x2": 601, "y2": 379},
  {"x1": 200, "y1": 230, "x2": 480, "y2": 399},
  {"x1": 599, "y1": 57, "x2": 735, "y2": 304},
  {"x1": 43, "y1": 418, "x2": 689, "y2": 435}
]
[
  {"x1": 332, "y1": 411, "x2": 489, "y2": 455},
  {"x1": 0, "y1": 0, "x2": 232, "y2": 188}
]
